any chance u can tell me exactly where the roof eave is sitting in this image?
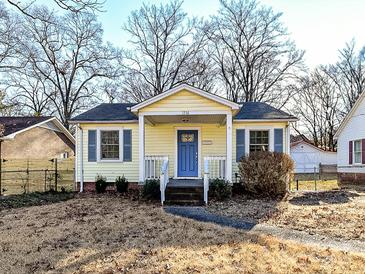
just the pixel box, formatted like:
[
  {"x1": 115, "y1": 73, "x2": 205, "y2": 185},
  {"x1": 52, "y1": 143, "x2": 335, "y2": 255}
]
[
  {"x1": 69, "y1": 120, "x2": 138, "y2": 124},
  {"x1": 234, "y1": 118, "x2": 298, "y2": 122}
]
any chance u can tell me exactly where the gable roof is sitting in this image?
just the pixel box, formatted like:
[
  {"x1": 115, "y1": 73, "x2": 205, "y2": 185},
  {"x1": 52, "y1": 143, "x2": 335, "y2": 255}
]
[
  {"x1": 130, "y1": 84, "x2": 240, "y2": 112},
  {"x1": 69, "y1": 103, "x2": 138, "y2": 123},
  {"x1": 291, "y1": 139, "x2": 337, "y2": 153},
  {"x1": 234, "y1": 102, "x2": 298, "y2": 121},
  {"x1": 0, "y1": 116, "x2": 52, "y2": 136},
  {"x1": 334, "y1": 90, "x2": 365, "y2": 139},
  {"x1": 0, "y1": 116, "x2": 75, "y2": 143}
]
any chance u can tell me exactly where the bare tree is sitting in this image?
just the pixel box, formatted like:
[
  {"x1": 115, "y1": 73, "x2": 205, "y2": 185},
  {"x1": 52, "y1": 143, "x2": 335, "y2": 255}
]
[
  {"x1": 7, "y1": 0, "x2": 104, "y2": 18},
  {"x1": 0, "y1": 2, "x2": 20, "y2": 70},
  {"x1": 17, "y1": 6, "x2": 122, "y2": 128},
  {"x1": 205, "y1": 0, "x2": 304, "y2": 106},
  {"x1": 292, "y1": 68, "x2": 340, "y2": 151},
  {"x1": 122, "y1": 0, "x2": 213, "y2": 101},
  {"x1": 323, "y1": 40, "x2": 365, "y2": 114},
  {"x1": 4, "y1": 68, "x2": 53, "y2": 116}
]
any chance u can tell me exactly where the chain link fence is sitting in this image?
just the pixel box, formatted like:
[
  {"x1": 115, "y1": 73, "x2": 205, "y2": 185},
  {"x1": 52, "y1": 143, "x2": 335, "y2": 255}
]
[{"x1": 0, "y1": 158, "x2": 74, "y2": 196}]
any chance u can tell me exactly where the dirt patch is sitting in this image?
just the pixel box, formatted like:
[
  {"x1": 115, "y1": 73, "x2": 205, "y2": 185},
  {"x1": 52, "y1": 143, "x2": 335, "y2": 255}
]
[
  {"x1": 208, "y1": 190, "x2": 365, "y2": 241},
  {"x1": 1, "y1": 193, "x2": 365, "y2": 273},
  {"x1": 0, "y1": 192, "x2": 75, "y2": 210}
]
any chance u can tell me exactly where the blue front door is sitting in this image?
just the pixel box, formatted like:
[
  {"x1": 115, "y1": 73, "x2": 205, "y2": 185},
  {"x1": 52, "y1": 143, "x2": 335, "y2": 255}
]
[{"x1": 177, "y1": 130, "x2": 198, "y2": 177}]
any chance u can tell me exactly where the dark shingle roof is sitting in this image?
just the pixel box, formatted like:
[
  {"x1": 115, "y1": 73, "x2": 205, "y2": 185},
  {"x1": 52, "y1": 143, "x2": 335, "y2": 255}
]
[
  {"x1": 0, "y1": 116, "x2": 52, "y2": 137},
  {"x1": 70, "y1": 102, "x2": 297, "y2": 122},
  {"x1": 234, "y1": 102, "x2": 297, "y2": 120},
  {"x1": 70, "y1": 103, "x2": 137, "y2": 122}
]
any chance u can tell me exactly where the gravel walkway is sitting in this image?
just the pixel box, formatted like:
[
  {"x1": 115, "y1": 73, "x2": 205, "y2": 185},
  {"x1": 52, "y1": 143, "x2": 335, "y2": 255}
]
[{"x1": 165, "y1": 206, "x2": 365, "y2": 254}]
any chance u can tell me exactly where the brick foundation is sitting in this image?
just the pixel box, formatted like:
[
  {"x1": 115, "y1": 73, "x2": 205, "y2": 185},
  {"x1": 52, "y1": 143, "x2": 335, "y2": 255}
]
[
  {"x1": 338, "y1": 173, "x2": 365, "y2": 190},
  {"x1": 75, "y1": 182, "x2": 141, "y2": 192}
]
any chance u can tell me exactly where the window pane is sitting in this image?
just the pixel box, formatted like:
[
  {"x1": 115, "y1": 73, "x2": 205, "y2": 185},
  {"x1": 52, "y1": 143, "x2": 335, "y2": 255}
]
[
  {"x1": 249, "y1": 130, "x2": 269, "y2": 152},
  {"x1": 100, "y1": 131, "x2": 119, "y2": 159},
  {"x1": 354, "y1": 140, "x2": 362, "y2": 163}
]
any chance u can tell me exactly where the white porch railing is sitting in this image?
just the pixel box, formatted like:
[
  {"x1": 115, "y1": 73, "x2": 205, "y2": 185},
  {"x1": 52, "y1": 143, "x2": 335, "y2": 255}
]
[
  {"x1": 145, "y1": 156, "x2": 168, "y2": 180},
  {"x1": 203, "y1": 156, "x2": 227, "y2": 205},
  {"x1": 160, "y1": 158, "x2": 169, "y2": 205}
]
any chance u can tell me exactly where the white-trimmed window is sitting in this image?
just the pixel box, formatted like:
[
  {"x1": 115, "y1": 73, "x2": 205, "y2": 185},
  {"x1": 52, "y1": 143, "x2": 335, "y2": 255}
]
[
  {"x1": 96, "y1": 129, "x2": 123, "y2": 161},
  {"x1": 249, "y1": 130, "x2": 269, "y2": 152},
  {"x1": 353, "y1": 140, "x2": 362, "y2": 164}
]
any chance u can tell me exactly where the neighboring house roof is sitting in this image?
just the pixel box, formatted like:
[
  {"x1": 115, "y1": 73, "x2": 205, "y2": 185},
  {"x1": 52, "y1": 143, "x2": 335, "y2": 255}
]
[
  {"x1": 69, "y1": 103, "x2": 138, "y2": 123},
  {"x1": 130, "y1": 84, "x2": 241, "y2": 112},
  {"x1": 291, "y1": 139, "x2": 337, "y2": 153},
  {"x1": 0, "y1": 116, "x2": 75, "y2": 144},
  {"x1": 0, "y1": 116, "x2": 52, "y2": 136},
  {"x1": 334, "y1": 90, "x2": 365, "y2": 139},
  {"x1": 235, "y1": 102, "x2": 298, "y2": 121}
]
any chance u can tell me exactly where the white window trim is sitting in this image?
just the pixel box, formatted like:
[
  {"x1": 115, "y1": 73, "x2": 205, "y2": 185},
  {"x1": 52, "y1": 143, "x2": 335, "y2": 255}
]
[
  {"x1": 353, "y1": 139, "x2": 362, "y2": 165},
  {"x1": 96, "y1": 127, "x2": 124, "y2": 163},
  {"x1": 236, "y1": 125, "x2": 274, "y2": 155},
  {"x1": 249, "y1": 129, "x2": 270, "y2": 153}
]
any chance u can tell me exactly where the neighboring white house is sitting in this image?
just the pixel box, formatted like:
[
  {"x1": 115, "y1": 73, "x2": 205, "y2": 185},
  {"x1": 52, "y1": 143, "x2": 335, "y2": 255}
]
[
  {"x1": 334, "y1": 90, "x2": 365, "y2": 184},
  {"x1": 291, "y1": 140, "x2": 337, "y2": 173}
]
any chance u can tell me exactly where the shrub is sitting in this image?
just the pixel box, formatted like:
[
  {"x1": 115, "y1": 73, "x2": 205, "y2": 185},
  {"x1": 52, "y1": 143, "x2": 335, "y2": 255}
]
[
  {"x1": 115, "y1": 176, "x2": 129, "y2": 193},
  {"x1": 95, "y1": 175, "x2": 108, "y2": 193},
  {"x1": 142, "y1": 179, "x2": 160, "y2": 200},
  {"x1": 238, "y1": 151, "x2": 294, "y2": 197},
  {"x1": 209, "y1": 178, "x2": 232, "y2": 201}
]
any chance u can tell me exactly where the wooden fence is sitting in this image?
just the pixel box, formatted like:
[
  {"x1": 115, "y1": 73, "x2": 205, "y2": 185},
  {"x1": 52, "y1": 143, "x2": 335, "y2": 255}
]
[{"x1": 0, "y1": 158, "x2": 75, "y2": 196}]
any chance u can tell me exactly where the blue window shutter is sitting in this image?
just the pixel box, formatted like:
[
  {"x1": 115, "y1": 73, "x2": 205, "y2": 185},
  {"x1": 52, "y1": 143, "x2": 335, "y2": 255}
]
[
  {"x1": 274, "y1": 128, "x2": 284, "y2": 153},
  {"x1": 88, "y1": 130, "x2": 97, "y2": 162},
  {"x1": 123, "y1": 129, "x2": 132, "y2": 162},
  {"x1": 236, "y1": 129, "x2": 245, "y2": 162}
]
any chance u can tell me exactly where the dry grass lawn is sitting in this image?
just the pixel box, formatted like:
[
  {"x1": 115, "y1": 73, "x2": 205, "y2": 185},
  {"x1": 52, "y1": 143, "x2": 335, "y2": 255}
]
[
  {"x1": 209, "y1": 190, "x2": 365, "y2": 241},
  {"x1": 1, "y1": 194, "x2": 365, "y2": 273},
  {"x1": 289, "y1": 180, "x2": 339, "y2": 191}
]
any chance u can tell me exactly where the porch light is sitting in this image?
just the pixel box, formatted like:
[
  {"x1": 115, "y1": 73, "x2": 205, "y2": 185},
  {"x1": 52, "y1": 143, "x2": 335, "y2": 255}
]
[{"x1": 181, "y1": 117, "x2": 189, "y2": 123}]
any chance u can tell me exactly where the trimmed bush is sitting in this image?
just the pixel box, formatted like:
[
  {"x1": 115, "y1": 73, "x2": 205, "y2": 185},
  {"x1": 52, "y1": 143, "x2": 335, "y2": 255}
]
[
  {"x1": 209, "y1": 178, "x2": 232, "y2": 201},
  {"x1": 115, "y1": 176, "x2": 129, "y2": 193},
  {"x1": 95, "y1": 175, "x2": 108, "y2": 193},
  {"x1": 238, "y1": 151, "x2": 294, "y2": 197},
  {"x1": 142, "y1": 179, "x2": 160, "y2": 200}
]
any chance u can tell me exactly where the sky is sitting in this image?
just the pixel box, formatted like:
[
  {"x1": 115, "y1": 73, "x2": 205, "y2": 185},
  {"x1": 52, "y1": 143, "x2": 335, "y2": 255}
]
[{"x1": 98, "y1": 0, "x2": 365, "y2": 69}]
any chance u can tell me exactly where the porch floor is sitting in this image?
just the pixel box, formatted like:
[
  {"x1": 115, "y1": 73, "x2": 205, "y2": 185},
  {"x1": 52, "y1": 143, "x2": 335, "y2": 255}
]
[{"x1": 167, "y1": 179, "x2": 203, "y2": 188}]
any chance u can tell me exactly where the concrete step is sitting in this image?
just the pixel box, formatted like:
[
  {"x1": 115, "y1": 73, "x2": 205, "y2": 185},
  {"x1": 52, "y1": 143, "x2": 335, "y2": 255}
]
[
  {"x1": 166, "y1": 192, "x2": 203, "y2": 201},
  {"x1": 166, "y1": 187, "x2": 203, "y2": 194},
  {"x1": 164, "y1": 200, "x2": 205, "y2": 206}
]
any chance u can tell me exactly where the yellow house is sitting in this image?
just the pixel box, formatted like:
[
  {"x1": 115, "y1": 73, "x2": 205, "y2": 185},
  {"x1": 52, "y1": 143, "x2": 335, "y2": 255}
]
[{"x1": 70, "y1": 84, "x2": 297, "y2": 204}]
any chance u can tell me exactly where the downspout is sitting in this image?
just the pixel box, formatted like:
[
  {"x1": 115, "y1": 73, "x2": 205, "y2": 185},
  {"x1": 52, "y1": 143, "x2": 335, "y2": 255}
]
[
  {"x1": 77, "y1": 124, "x2": 84, "y2": 193},
  {"x1": 286, "y1": 122, "x2": 291, "y2": 155}
]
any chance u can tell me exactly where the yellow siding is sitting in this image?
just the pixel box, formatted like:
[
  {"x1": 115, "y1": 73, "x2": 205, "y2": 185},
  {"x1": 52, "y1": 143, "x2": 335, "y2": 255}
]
[
  {"x1": 140, "y1": 89, "x2": 231, "y2": 113},
  {"x1": 76, "y1": 120, "x2": 289, "y2": 184},
  {"x1": 231, "y1": 121, "x2": 289, "y2": 180},
  {"x1": 76, "y1": 122, "x2": 226, "y2": 183},
  {"x1": 145, "y1": 123, "x2": 226, "y2": 177},
  {"x1": 76, "y1": 123, "x2": 139, "y2": 183}
]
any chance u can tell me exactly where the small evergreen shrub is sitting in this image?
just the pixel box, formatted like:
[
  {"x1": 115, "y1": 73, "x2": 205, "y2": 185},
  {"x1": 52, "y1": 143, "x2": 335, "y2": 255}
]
[
  {"x1": 238, "y1": 151, "x2": 294, "y2": 197},
  {"x1": 142, "y1": 179, "x2": 160, "y2": 200},
  {"x1": 209, "y1": 178, "x2": 232, "y2": 200},
  {"x1": 115, "y1": 176, "x2": 129, "y2": 193},
  {"x1": 95, "y1": 175, "x2": 108, "y2": 193}
]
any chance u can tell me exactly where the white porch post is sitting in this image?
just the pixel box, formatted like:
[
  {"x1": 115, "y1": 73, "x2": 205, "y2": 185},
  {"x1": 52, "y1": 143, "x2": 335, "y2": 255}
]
[
  {"x1": 286, "y1": 123, "x2": 291, "y2": 155},
  {"x1": 79, "y1": 126, "x2": 84, "y2": 192},
  {"x1": 226, "y1": 113, "x2": 232, "y2": 183},
  {"x1": 139, "y1": 114, "x2": 145, "y2": 182}
]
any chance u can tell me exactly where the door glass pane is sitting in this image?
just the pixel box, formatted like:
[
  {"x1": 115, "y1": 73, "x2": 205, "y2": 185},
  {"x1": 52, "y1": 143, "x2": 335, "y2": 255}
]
[{"x1": 181, "y1": 133, "x2": 194, "y2": 143}]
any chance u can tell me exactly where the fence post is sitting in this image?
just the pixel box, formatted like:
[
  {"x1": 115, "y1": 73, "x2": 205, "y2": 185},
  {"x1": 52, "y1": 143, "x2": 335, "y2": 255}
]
[
  {"x1": 296, "y1": 179, "x2": 299, "y2": 191},
  {"x1": 314, "y1": 167, "x2": 317, "y2": 191},
  {"x1": 54, "y1": 158, "x2": 58, "y2": 192},
  {"x1": 0, "y1": 141, "x2": 2, "y2": 196},
  {"x1": 26, "y1": 159, "x2": 30, "y2": 193}
]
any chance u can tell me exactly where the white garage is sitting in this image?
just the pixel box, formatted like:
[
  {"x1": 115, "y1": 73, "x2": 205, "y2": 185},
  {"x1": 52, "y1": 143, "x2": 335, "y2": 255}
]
[{"x1": 291, "y1": 140, "x2": 337, "y2": 173}]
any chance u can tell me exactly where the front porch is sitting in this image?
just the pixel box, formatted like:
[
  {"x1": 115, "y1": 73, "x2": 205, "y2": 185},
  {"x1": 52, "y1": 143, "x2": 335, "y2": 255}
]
[{"x1": 138, "y1": 113, "x2": 233, "y2": 205}]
